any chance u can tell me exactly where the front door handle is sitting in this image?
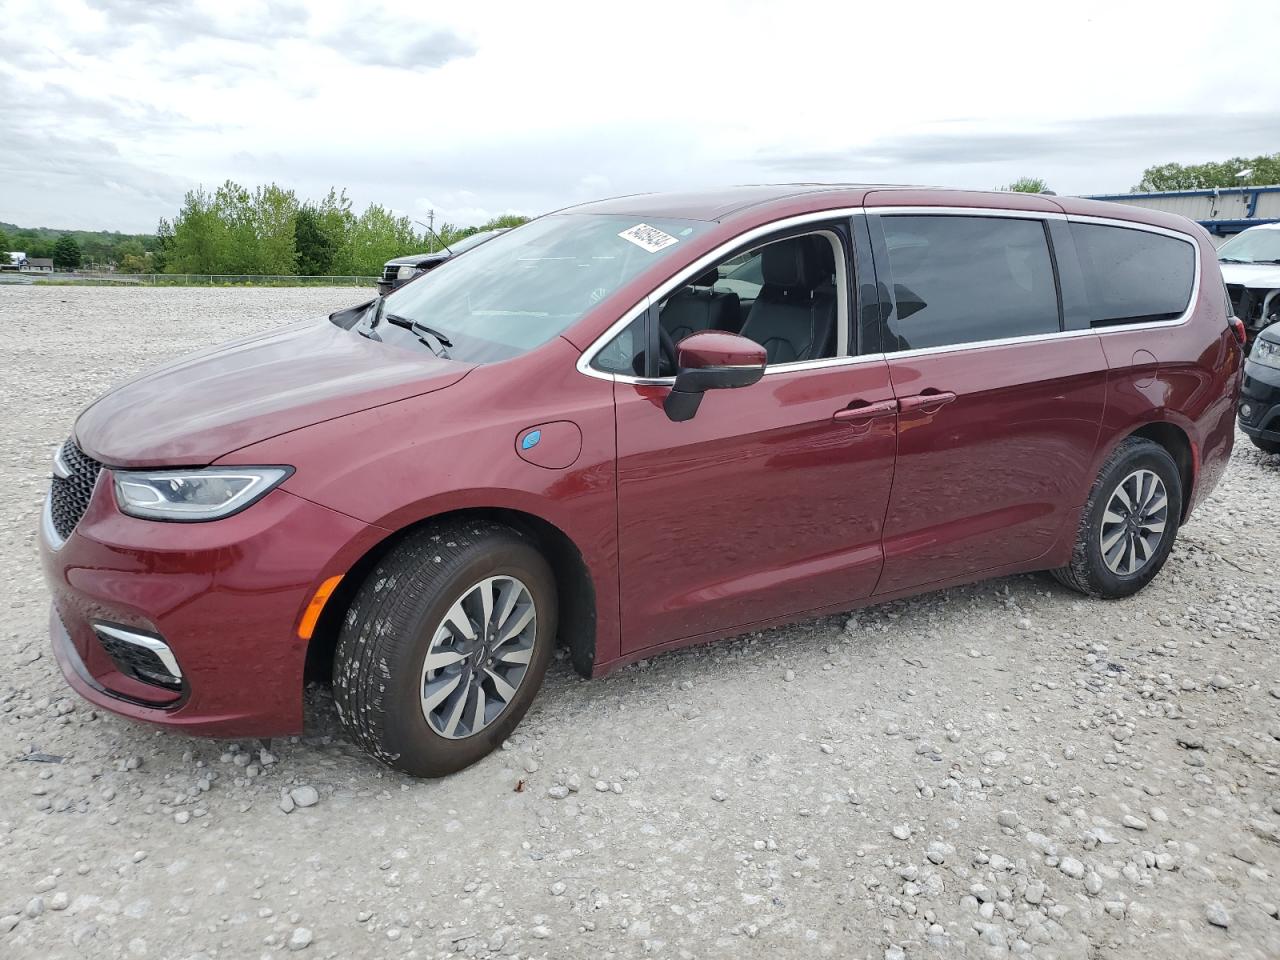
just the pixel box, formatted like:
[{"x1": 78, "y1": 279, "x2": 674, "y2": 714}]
[
  {"x1": 899, "y1": 390, "x2": 957, "y2": 414},
  {"x1": 832, "y1": 398, "x2": 899, "y2": 424}
]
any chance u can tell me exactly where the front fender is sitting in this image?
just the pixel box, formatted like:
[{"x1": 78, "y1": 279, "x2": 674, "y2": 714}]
[{"x1": 217, "y1": 339, "x2": 622, "y2": 668}]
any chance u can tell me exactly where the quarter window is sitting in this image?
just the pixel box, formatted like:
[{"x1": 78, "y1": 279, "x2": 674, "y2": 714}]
[
  {"x1": 1070, "y1": 223, "x2": 1195, "y2": 327},
  {"x1": 591, "y1": 314, "x2": 646, "y2": 376},
  {"x1": 880, "y1": 216, "x2": 1060, "y2": 351}
]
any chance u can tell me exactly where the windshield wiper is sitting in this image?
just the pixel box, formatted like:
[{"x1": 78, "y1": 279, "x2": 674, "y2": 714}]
[
  {"x1": 1219, "y1": 257, "x2": 1252, "y2": 264},
  {"x1": 383, "y1": 313, "x2": 453, "y2": 357}
]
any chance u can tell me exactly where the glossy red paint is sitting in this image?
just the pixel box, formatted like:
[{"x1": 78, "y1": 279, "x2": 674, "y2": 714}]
[
  {"x1": 614, "y1": 359, "x2": 897, "y2": 652},
  {"x1": 40, "y1": 184, "x2": 1240, "y2": 738},
  {"x1": 674, "y1": 330, "x2": 767, "y2": 369},
  {"x1": 76, "y1": 318, "x2": 469, "y2": 468},
  {"x1": 877, "y1": 335, "x2": 1109, "y2": 594},
  {"x1": 41, "y1": 482, "x2": 386, "y2": 734}
]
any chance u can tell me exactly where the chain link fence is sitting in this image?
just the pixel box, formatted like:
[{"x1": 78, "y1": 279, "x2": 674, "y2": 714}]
[{"x1": 43, "y1": 272, "x2": 379, "y2": 287}]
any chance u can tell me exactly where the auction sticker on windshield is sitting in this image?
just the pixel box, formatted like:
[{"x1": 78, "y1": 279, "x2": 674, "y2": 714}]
[{"x1": 618, "y1": 223, "x2": 679, "y2": 253}]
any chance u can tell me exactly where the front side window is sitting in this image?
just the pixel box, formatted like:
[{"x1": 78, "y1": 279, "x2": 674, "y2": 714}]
[
  {"x1": 592, "y1": 229, "x2": 847, "y2": 377},
  {"x1": 880, "y1": 215, "x2": 1060, "y2": 351},
  {"x1": 369, "y1": 214, "x2": 706, "y2": 364},
  {"x1": 1070, "y1": 223, "x2": 1195, "y2": 327}
]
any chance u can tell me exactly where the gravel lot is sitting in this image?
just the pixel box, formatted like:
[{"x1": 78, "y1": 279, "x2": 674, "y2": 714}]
[{"x1": 2, "y1": 285, "x2": 1279, "y2": 959}]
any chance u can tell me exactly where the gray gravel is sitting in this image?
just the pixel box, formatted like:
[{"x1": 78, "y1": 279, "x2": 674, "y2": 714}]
[{"x1": 2, "y1": 284, "x2": 1280, "y2": 959}]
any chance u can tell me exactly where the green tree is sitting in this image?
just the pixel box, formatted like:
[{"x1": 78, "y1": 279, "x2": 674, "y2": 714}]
[
  {"x1": 252, "y1": 183, "x2": 299, "y2": 275},
  {"x1": 114, "y1": 238, "x2": 146, "y2": 263},
  {"x1": 294, "y1": 206, "x2": 334, "y2": 275},
  {"x1": 153, "y1": 218, "x2": 173, "y2": 272},
  {"x1": 483, "y1": 214, "x2": 530, "y2": 230},
  {"x1": 335, "y1": 204, "x2": 420, "y2": 276},
  {"x1": 118, "y1": 252, "x2": 152, "y2": 274},
  {"x1": 0, "y1": 226, "x2": 10, "y2": 254},
  {"x1": 167, "y1": 187, "x2": 225, "y2": 273},
  {"x1": 315, "y1": 188, "x2": 354, "y2": 271},
  {"x1": 52, "y1": 233, "x2": 82, "y2": 270},
  {"x1": 213, "y1": 180, "x2": 258, "y2": 273},
  {"x1": 1000, "y1": 177, "x2": 1050, "y2": 193},
  {"x1": 1135, "y1": 152, "x2": 1280, "y2": 192}
]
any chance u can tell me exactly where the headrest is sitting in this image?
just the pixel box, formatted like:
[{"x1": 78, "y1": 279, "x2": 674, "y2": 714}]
[
  {"x1": 692, "y1": 267, "x2": 719, "y2": 288},
  {"x1": 760, "y1": 235, "x2": 832, "y2": 289}
]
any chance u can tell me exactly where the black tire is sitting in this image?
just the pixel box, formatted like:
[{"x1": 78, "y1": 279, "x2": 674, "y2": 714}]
[
  {"x1": 1250, "y1": 436, "x2": 1280, "y2": 455},
  {"x1": 1051, "y1": 437, "x2": 1182, "y2": 599},
  {"x1": 333, "y1": 519, "x2": 557, "y2": 777}
]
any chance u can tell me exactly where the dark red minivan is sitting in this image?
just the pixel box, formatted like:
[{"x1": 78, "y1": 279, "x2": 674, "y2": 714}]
[{"x1": 40, "y1": 185, "x2": 1242, "y2": 776}]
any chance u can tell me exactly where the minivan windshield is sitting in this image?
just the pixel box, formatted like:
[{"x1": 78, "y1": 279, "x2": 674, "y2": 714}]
[
  {"x1": 368, "y1": 214, "x2": 705, "y2": 363},
  {"x1": 443, "y1": 229, "x2": 500, "y2": 254},
  {"x1": 1217, "y1": 228, "x2": 1280, "y2": 265}
]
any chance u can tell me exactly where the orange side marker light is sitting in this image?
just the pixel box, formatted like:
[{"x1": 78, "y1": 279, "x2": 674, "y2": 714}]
[{"x1": 298, "y1": 575, "x2": 343, "y2": 640}]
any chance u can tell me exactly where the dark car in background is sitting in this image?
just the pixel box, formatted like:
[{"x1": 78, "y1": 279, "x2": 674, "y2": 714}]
[
  {"x1": 1239, "y1": 323, "x2": 1280, "y2": 453},
  {"x1": 377, "y1": 228, "x2": 505, "y2": 294}
]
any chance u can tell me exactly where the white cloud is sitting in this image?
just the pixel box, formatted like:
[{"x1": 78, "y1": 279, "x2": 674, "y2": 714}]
[{"x1": 0, "y1": 0, "x2": 1277, "y2": 232}]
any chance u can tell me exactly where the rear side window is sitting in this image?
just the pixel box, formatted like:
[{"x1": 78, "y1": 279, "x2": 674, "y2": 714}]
[
  {"x1": 1070, "y1": 223, "x2": 1195, "y2": 327},
  {"x1": 880, "y1": 216, "x2": 1059, "y2": 351}
]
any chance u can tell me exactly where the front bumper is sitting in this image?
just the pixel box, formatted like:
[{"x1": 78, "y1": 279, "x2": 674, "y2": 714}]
[
  {"x1": 40, "y1": 473, "x2": 386, "y2": 737},
  {"x1": 1238, "y1": 356, "x2": 1280, "y2": 443}
]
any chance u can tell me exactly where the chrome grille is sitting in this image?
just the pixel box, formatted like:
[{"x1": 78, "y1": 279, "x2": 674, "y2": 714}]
[{"x1": 49, "y1": 438, "x2": 102, "y2": 541}]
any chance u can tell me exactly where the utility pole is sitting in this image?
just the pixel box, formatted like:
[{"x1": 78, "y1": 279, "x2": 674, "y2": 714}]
[{"x1": 426, "y1": 209, "x2": 435, "y2": 253}]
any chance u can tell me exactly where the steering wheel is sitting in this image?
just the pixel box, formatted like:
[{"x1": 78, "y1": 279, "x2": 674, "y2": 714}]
[{"x1": 658, "y1": 326, "x2": 678, "y2": 377}]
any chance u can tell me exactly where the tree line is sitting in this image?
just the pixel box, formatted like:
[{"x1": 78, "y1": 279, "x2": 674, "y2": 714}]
[
  {"x1": 0, "y1": 222, "x2": 149, "y2": 269},
  {"x1": 157, "y1": 182, "x2": 528, "y2": 277},
  {"x1": 1134, "y1": 151, "x2": 1280, "y2": 192},
  {"x1": 7, "y1": 154, "x2": 1278, "y2": 275}
]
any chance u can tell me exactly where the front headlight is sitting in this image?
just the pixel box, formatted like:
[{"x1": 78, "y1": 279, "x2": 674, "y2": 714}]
[
  {"x1": 1250, "y1": 336, "x2": 1280, "y2": 369},
  {"x1": 396, "y1": 264, "x2": 417, "y2": 280},
  {"x1": 113, "y1": 467, "x2": 292, "y2": 521}
]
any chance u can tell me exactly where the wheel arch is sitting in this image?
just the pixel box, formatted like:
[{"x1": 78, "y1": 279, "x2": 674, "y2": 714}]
[
  {"x1": 1126, "y1": 421, "x2": 1196, "y2": 521},
  {"x1": 304, "y1": 506, "x2": 599, "y2": 686}
]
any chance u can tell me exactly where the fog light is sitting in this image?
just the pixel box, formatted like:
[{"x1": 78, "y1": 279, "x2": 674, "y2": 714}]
[{"x1": 1240, "y1": 403, "x2": 1254, "y2": 419}]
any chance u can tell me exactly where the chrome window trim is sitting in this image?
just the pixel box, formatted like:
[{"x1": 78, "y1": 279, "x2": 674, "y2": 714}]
[
  {"x1": 577, "y1": 207, "x2": 866, "y2": 384},
  {"x1": 1062, "y1": 213, "x2": 1201, "y2": 333},
  {"x1": 864, "y1": 205, "x2": 1068, "y2": 221},
  {"x1": 872, "y1": 208, "x2": 1202, "y2": 356},
  {"x1": 577, "y1": 205, "x2": 1203, "y2": 382}
]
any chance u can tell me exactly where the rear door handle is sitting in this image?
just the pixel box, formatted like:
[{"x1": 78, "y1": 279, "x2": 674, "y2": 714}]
[
  {"x1": 832, "y1": 399, "x2": 899, "y2": 423},
  {"x1": 899, "y1": 391, "x2": 957, "y2": 414}
]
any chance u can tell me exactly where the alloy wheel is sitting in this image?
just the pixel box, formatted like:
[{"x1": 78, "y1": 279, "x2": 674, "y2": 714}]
[
  {"x1": 1099, "y1": 468, "x2": 1168, "y2": 576},
  {"x1": 419, "y1": 575, "x2": 536, "y2": 739}
]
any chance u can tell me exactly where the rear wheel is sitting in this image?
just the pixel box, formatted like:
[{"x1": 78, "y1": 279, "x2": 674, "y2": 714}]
[
  {"x1": 1052, "y1": 437, "x2": 1182, "y2": 599},
  {"x1": 1250, "y1": 436, "x2": 1280, "y2": 455},
  {"x1": 332, "y1": 519, "x2": 556, "y2": 777}
]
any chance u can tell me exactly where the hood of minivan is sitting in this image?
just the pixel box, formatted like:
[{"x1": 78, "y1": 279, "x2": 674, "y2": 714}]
[
  {"x1": 1220, "y1": 261, "x2": 1280, "y2": 288},
  {"x1": 75, "y1": 318, "x2": 471, "y2": 468}
]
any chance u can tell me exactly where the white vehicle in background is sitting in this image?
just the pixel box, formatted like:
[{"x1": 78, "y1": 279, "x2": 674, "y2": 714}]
[{"x1": 1219, "y1": 224, "x2": 1280, "y2": 344}]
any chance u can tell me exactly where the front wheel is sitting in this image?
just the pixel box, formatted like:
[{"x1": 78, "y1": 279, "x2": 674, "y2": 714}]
[
  {"x1": 1250, "y1": 435, "x2": 1280, "y2": 455},
  {"x1": 333, "y1": 520, "x2": 556, "y2": 777},
  {"x1": 1052, "y1": 437, "x2": 1182, "y2": 599}
]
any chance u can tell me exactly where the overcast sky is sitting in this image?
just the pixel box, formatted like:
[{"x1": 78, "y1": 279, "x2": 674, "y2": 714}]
[{"x1": 1, "y1": 0, "x2": 1278, "y2": 233}]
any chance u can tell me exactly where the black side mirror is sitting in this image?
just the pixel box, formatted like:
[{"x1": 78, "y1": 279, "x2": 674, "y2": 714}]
[{"x1": 663, "y1": 332, "x2": 767, "y2": 422}]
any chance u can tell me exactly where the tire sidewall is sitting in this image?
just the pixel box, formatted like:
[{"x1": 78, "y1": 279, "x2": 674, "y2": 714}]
[
  {"x1": 379, "y1": 536, "x2": 557, "y2": 777},
  {"x1": 1082, "y1": 443, "x2": 1182, "y2": 598}
]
